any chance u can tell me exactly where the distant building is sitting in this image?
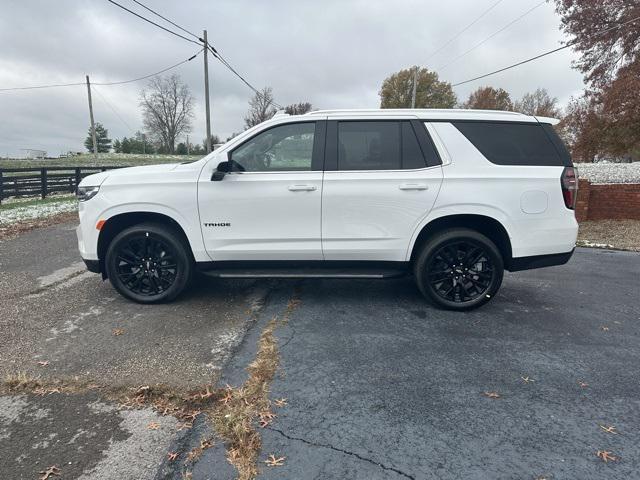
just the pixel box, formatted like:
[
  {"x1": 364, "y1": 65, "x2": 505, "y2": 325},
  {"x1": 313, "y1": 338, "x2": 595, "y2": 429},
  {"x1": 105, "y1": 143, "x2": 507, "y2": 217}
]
[{"x1": 22, "y1": 149, "x2": 47, "y2": 159}]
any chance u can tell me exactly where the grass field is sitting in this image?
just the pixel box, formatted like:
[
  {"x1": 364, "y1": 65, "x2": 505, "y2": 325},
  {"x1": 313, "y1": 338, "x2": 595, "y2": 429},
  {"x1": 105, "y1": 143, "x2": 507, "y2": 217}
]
[
  {"x1": 0, "y1": 153, "x2": 204, "y2": 169},
  {"x1": 0, "y1": 194, "x2": 76, "y2": 225}
]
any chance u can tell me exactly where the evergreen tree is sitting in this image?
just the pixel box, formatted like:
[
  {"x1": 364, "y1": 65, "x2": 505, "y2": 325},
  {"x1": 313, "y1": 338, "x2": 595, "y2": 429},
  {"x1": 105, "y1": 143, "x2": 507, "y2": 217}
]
[{"x1": 84, "y1": 123, "x2": 112, "y2": 153}]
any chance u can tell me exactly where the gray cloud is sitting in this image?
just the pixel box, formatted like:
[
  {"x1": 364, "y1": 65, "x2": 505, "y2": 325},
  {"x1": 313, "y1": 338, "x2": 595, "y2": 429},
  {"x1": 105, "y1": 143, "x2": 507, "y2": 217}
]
[{"x1": 0, "y1": 0, "x2": 584, "y2": 156}]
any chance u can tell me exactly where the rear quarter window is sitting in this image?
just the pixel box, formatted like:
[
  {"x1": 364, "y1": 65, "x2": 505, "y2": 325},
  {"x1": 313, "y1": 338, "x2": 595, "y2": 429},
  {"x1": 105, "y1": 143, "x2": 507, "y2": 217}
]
[{"x1": 453, "y1": 121, "x2": 572, "y2": 167}]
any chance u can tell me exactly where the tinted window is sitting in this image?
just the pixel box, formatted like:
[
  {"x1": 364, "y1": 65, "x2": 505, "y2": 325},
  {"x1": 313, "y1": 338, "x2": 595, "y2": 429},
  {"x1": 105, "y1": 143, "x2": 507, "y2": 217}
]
[
  {"x1": 336, "y1": 121, "x2": 430, "y2": 171},
  {"x1": 230, "y1": 122, "x2": 315, "y2": 171},
  {"x1": 453, "y1": 122, "x2": 568, "y2": 166},
  {"x1": 402, "y1": 122, "x2": 427, "y2": 169},
  {"x1": 542, "y1": 124, "x2": 573, "y2": 166},
  {"x1": 338, "y1": 122, "x2": 400, "y2": 170}
]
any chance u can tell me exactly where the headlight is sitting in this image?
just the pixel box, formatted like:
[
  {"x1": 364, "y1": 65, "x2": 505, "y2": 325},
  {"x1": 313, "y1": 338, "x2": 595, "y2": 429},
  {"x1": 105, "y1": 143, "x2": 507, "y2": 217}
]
[{"x1": 77, "y1": 185, "x2": 100, "y2": 202}]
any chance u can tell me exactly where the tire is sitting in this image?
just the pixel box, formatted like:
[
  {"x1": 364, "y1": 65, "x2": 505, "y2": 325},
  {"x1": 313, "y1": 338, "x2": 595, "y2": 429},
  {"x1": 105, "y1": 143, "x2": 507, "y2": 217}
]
[
  {"x1": 414, "y1": 228, "x2": 504, "y2": 311},
  {"x1": 105, "y1": 222, "x2": 193, "y2": 304}
]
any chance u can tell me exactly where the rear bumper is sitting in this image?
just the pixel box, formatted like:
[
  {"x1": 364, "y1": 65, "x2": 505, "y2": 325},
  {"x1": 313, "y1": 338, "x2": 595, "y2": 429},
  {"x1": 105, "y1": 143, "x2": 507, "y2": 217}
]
[{"x1": 507, "y1": 248, "x2": 575, "y2": 272}]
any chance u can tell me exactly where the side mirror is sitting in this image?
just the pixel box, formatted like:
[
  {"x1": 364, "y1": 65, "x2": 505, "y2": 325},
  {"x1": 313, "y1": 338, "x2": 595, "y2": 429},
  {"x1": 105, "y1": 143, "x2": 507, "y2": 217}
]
[{"x1": 211, "y1": 160, "x2": 231, "y2": 181}]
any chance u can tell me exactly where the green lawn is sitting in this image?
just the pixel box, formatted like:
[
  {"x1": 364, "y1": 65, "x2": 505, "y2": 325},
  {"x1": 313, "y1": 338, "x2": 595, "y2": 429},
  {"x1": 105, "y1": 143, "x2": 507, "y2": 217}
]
[{"x1": 0, "y1": 195, "x2": 75, "y2": 211}]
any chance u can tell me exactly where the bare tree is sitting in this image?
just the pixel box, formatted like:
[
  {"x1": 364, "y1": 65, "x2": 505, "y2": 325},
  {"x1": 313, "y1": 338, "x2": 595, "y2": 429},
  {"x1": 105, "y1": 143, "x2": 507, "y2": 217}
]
[
  {"x1": 244, "y1": 87, "x2": 277, "y2": 129},
  {"x1": 285, "y1": 102, "x2": 313, "y2": 115},
  {"x1": 514, "y1": 88, "x2": 561, "y2": 117},
  {"x1": 140, "y1": 74, "x2": 194, "y2": 154}
]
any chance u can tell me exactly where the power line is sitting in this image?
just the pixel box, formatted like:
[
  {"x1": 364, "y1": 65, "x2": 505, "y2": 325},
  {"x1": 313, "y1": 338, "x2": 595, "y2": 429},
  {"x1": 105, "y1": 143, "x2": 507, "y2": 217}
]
[
  {"x1": 92, "y1": 85, "x2": 135, "y2": 132},
  {"x1": 131, "y1": 0, "x2": 200, "y2": 41},
  {"x1": 0, "y1": 50, "x2": 201, "y2": 92},
  {"x1": 438, "y1": 0, "x2": 546, "y2": 72},
  {"x1": 105, "y1": 0, "x2": 200, "y2": 45},
  {"x1": 424, "y1": 0, "x2": 505, "y2": 64},
  {"x1": 206, "y1": 45, "x2": 284, "y2": 109},
  {"x1": 94, "y1": 50, "x2": 202, "y2": 85},
  {"x1": 0, "y1": 81, "x2": 85, "y2": 92},
  {"x1": 107, "y1": 0, "x2": 284, "y2": 110},
  {"x1": 451, "y1": 14, "x2": 640, "y2": 87}
]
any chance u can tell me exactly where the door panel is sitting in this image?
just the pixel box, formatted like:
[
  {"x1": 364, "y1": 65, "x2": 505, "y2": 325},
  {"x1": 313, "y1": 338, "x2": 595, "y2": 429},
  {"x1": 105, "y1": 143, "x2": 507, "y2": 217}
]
[
  {"x1": 198, "y1": 172, "x2": 323, "y2": 260},
  {"x1": 198, "y1": 120, "x2": 325, "y2": 261},
  {"x1": 322, "y1": 169, "x2": 442, "y2": 261},
  {"x1": 321, "y1": 119, "x2": 443, "y2": 261}
]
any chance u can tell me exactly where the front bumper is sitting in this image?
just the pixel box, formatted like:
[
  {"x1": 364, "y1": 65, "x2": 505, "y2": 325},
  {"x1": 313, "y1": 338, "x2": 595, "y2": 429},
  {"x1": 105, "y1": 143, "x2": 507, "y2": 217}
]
[{"x1": 83, "y1": 258, "x2": 101, "y2": 273}]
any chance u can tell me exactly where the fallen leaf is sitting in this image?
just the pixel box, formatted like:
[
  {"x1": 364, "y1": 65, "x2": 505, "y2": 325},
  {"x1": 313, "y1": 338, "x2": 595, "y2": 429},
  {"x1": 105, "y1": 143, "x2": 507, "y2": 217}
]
[
  {"x1": 599, "y1": 425, "x2": 618, "y2": 435},
  {"x1": 200, "y1": 438, "x2": 213, "y2": 450},
  {"x1": 578, "y1": 381, "x2": 589, "y2": 388},
  {"x1": 147, "y1": 422, "x2": 161, "y2": 430},
  {"x1": 112, "y1": 328, "x2": 125, "y2": 336},
  {"x1": 601, "y1": 326, "x2": 610, "y2": 332},
  {"x1": 167, "y1": 452, "x2": 179, "y2": 462},
  {"x1": 39, "y1": 465, "x2": 61, "y2": 480},
  {"x1": 483, "y1": 391, "x2": 501, "y2": 399},
  {"x1": 219, "y1": 387, "x2": 234, "y2": 405},
  {"x1": 34, "y1": 387, "x2": 61, "y2": 396},
  {"x1": 274, "y1": 398, "x2": 288, "y2": 407},
  {"x1": 176, "y1": 422, "x2": 193, "y2": 431},
  {"x1": 596, "y1": 450, "x2": 618, "y2": 462},
  {"x1": 259, "y1": 410, "x2": 277, "y2": 428},
  {"x1": 37, "y1": 361, "x2": 50, "y2": 366},
  {"x1": 199, "y1": 386, "x2": 215, "y2": 399},
  {"x1": 521, "y1": 376, "x2": 534, "y2": 384},
  {"x1": 264, "y1": 454, "x2": 286, "y2": 467}
]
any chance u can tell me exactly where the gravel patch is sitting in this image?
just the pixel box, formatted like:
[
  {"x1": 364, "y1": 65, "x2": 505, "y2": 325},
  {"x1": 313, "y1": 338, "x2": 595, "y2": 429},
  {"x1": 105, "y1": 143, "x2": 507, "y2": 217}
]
[
  {"x1": 575, "y1": 162, "x2": 640, "y2": 184},
  {"x1": 577, "y1": 220, "x2": 640, "y2": 252}
]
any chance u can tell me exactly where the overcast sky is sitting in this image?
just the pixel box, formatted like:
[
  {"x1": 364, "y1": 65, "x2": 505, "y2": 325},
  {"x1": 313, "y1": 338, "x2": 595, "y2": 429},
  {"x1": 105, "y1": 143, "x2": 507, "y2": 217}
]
[{"x1": 0, "y1": 0, "x2": 585, "y2": 157}]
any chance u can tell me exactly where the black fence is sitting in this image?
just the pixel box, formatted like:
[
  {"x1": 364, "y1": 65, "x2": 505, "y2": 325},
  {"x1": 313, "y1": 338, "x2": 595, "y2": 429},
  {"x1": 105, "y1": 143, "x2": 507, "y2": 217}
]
[{"x1": 0, "y1": 166, "x2": 123, "y2": 203}]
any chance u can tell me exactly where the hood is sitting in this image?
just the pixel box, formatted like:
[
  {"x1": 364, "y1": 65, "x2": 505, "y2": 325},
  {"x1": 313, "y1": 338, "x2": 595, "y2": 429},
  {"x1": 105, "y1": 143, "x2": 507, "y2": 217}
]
[{"x1": 79, "y1": 163, "x2": 180, "y2": 187}]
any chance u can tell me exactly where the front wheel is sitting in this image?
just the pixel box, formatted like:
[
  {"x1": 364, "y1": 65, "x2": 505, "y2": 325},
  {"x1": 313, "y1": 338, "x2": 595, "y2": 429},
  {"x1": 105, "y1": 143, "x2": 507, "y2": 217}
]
[
  {"x1": 105, "y1": 223, "x2": 193, "y2": 303},
  {"x1": 414, "y1": 228, "x2": 504, "y2": 311}
]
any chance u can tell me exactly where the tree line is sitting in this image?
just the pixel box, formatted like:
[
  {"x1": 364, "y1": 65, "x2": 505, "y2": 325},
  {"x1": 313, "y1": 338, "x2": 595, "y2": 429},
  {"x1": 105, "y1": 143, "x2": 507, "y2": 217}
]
[{"x1": 86, "y1": 1, "x2": 636, "y2": 163}]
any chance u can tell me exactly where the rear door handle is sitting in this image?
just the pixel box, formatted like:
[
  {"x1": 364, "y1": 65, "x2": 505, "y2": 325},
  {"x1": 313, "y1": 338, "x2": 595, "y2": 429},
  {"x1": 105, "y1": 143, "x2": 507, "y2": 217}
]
[
  {"x1": 288, "y1": 184, "x2": 317, "y2": 192},
  {"x1": 399, "y1": 183, "x2": 428, "y2": 191}
]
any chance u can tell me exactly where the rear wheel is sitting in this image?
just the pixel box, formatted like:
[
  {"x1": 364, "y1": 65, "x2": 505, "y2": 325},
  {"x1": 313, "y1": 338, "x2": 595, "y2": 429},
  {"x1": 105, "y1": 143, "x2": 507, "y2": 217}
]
[
  {"x1": 414, "y1": 228, "x2": 503, "y2": 310},
  {"x1": 105, "y1": 223, "x2": 192, "y2": 303}
]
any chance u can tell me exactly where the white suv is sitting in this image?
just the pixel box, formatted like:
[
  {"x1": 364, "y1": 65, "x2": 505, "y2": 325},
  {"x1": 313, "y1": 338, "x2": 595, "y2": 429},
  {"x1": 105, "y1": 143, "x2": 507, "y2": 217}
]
[{"x1": 76, "y1": 109, "x2": 578, "y2": 310}]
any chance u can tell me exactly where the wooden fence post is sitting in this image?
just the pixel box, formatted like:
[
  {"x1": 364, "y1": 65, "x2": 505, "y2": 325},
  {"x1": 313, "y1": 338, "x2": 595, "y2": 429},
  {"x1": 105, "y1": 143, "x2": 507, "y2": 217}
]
[
  {"x1": 41, "y1": 168, "x2": 47, "y2": 199},
  {"x1": 75, "y1": 167, "x2": 81, "y2": 193}
]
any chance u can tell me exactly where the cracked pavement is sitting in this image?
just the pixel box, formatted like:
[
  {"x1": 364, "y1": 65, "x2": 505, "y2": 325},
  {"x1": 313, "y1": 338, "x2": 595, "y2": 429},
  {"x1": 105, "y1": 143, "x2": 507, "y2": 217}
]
[
  {"x1": 3, "y1": 220, "x2": 640, "y2": 479},
  {"x1": 0, "y1": 221, "x2": 264, "y2": 479},
  {"x1": 182, "y1": 248, "x2": 640, "y2": 480}
]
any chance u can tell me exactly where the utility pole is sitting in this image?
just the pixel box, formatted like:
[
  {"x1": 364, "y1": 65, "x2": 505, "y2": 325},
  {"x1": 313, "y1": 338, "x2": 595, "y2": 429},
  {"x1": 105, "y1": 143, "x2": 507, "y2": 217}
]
[
  {"x1": 411, "y1": 66, "x2": 418, "y2": 109},
  {"x1": 86, "y1": 75, "x2": 98, "y2": 159},
  {"x1": 203, "y1": 30, "x2": 212, "y2": 154},
  {"x1": 186, "y1": 134, "x2": 190, "y2": 155}
]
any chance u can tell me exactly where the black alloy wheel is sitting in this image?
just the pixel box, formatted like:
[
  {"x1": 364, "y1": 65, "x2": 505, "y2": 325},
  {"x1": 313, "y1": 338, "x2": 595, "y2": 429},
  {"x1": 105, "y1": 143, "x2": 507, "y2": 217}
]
[
  {"x1": 105, "y1": 223, "x2": 192, "y2": 303},
  {"x1": 414, "y1": 228, "x2": 504, "y2": 310}
]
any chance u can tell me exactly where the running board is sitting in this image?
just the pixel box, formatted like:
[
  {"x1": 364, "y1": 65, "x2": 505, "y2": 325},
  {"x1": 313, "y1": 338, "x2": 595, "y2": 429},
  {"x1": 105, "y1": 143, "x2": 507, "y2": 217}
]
[
  {"x1": 202, "y1": 269, "x2": 408, "y2": 279},
  {"x1": 198, "y1": 262, "x2": 410, "y2": 280}
]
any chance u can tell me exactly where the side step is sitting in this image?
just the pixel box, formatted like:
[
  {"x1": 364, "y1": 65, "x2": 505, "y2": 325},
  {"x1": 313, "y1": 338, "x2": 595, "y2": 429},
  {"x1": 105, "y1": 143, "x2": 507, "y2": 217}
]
[{"x1": 198, "y1": 262, "x2": 410, "y2": 279}]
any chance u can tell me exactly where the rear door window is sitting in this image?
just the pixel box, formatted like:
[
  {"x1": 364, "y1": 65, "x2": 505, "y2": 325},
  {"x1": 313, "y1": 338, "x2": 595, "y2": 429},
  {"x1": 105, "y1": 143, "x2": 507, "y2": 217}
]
[
  {"x1": 453, "y1": 122, "x2": 571, "y2": 166},
  {"x1": 335, "y1": 121, "x2": 433, "y2": 171}
]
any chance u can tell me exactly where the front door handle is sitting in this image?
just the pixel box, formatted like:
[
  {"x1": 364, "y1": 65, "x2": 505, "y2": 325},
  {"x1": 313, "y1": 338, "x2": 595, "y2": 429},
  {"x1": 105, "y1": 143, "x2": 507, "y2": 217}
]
[
  {"x1": 399, "y1": 183, "x2": 428, "y2": 191},
  {"x1": 288, "y1": 184, "x2": 317, "y2": 192}
]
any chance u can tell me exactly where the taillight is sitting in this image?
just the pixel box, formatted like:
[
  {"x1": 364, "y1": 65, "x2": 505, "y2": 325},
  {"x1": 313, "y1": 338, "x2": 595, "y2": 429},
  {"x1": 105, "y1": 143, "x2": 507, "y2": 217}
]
[{"x1": 561, "y1": 166, "x2": 578, "y2": 210}]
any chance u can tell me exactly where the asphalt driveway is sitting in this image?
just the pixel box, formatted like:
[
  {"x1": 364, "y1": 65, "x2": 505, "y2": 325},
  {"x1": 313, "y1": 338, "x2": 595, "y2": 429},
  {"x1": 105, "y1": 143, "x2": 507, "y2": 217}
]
[
  {"x1": 1, "y1": 219, "x2": 639, "y2": 479},
  {"x1": 0, "y1": 221, "x2": 265, "y2": 479},
  {"x1": 187, "y1": 247, "x2": 640, "y2": 480}
]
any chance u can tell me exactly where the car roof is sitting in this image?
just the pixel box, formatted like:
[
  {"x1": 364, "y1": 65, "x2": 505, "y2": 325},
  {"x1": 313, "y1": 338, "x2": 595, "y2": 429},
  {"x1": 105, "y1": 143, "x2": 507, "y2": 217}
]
[{"x1": 305, "y1": 108, "x2": 543, "y2": 123}]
